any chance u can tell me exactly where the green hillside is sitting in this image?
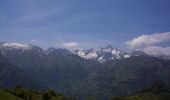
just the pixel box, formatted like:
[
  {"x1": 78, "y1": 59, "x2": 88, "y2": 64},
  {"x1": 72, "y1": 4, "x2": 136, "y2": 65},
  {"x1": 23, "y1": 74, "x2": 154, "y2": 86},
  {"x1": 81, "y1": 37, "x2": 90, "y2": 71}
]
[
  {"x1": 0, "y1": 86, "x2": 76, "y2": 100},
  {"x1": 0, "y1": 90, "x2": 23, "y2": 100},
  {"x1": 0, "y1": 81, "x2": 170, "y2": 100},
  {"x1": 112, "y1": 92, "x2": 170, "y2": 100},
  {"x1": 112, "y1": 81, "x2": 170, "y2": 100}
]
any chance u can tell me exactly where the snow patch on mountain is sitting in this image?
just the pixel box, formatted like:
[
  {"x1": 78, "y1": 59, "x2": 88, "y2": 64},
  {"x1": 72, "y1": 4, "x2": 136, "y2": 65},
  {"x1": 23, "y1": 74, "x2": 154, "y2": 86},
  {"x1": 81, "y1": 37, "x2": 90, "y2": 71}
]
[
  {"x1": 74, "y1": 45, "x2": 131, "y2": 63},
  {"x1": 0, "y1": 42, "x2": 32, "y2": 50},
  {"x1": 0, "y1": 42, "x2": 34, "y2": 57}
]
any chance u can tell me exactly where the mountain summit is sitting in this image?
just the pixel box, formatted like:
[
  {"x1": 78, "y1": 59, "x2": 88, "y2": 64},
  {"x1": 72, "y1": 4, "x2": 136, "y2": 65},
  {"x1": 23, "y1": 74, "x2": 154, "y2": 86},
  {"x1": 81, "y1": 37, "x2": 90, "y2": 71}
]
[
  {"x1": 0, "y1": 42, "x2": 32, "y2": 50},
  {"x1": 74, "y1": 45, "x2": 131, "y2": 63}
]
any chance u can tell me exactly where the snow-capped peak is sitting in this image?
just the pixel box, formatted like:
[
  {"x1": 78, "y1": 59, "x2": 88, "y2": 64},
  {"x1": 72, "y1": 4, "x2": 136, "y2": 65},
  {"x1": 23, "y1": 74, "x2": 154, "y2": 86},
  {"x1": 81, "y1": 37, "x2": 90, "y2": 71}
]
[
  {"x1": 0, "y1": 42, "x2": 32, "y2": 50},
  {"x1": 74, "y1": 45, "x2": 131, "y2": 63}
]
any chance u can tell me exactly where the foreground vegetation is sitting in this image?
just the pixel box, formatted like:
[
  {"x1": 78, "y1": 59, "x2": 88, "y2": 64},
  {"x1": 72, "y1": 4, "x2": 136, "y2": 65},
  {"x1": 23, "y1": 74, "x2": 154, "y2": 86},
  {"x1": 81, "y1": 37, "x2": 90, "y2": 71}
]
[
  {"x1": 1, "y1": 81, "x2": 170, "y2": 100},
  {"x1": 0, "y1": 86, "x2": 76, "y2": 100}
]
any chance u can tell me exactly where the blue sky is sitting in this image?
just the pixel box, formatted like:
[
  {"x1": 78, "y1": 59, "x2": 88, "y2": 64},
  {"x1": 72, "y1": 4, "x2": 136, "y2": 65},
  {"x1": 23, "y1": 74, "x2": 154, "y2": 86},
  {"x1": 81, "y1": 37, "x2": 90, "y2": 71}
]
[{"x1": 0, "y1": 0, "x2": 170, "y2": 51}]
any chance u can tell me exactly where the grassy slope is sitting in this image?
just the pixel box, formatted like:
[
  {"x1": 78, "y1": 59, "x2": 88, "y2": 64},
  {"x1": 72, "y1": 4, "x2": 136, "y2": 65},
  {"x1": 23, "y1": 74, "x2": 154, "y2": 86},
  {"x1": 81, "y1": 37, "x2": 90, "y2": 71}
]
[
  {"x1": 112, "y1": 80, "x2": 170, "y2": 100},
  {"x1": 112, "y1": 92, "x2": 170, "y2": 100},
  {"x1": 0, "y1": 90, "x2": 23, "y2": 100},
  {"x1": 0, "y1": 86, "x2": 76, "y2": 100}
]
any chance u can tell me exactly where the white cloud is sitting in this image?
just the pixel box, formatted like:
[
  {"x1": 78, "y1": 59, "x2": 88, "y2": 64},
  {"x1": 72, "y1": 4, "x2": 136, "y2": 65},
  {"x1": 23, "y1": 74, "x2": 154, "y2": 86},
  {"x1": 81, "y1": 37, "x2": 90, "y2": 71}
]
[
  {"x1": 142, "y1": 46, "x2": 170, "y2": 56},
  {"x1": 62, "y1": 42, "x2": 80, "y2": 50},
  {"x1": 125, "y1": 32, "x2": 170, "y2": 57},
  {"x1": 126, "y1": 32, "x2": 170, "y2": 49}
]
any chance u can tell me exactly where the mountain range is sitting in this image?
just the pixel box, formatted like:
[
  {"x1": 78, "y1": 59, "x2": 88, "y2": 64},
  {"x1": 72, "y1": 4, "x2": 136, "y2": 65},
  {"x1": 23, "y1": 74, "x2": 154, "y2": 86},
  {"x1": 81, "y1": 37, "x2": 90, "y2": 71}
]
[
  {"x1": 0, "y1": 42, "x2": 131, "y2": 63},
  {"x1": 0, "y1": 42, "x2": 170, "y2": 100},
  {"x1": 0, "y1": 42, "x2": 169, "y2": 62}
]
